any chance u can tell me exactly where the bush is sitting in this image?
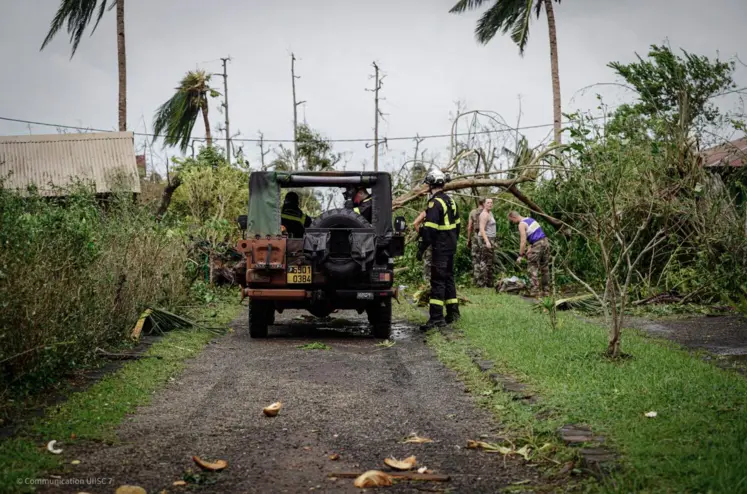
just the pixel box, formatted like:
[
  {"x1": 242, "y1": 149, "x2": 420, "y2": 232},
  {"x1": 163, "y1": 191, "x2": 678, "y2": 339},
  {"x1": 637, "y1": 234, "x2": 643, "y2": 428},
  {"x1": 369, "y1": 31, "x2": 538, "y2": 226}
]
[{"x1": 0, "y1": 186, "x2": 189, "y2": 396}]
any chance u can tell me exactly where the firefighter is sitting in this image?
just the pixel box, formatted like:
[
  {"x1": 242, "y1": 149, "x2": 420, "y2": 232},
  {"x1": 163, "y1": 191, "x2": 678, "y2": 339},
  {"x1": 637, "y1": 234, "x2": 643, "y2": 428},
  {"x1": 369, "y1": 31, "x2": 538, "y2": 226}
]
[
  {"x1": 281, "y1": 191, "x2": 311, "y2": 238},
  {"x1": 344, "y1": 185, "x2": 373, "y2": 223},
  {"x1": 416, "y1": 169, "x2": 460, "y2": 330}
]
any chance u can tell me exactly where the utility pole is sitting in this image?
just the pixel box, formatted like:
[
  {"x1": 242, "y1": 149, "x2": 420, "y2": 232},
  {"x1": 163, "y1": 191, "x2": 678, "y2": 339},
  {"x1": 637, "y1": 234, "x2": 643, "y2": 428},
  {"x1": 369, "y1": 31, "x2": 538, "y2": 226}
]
[
  {"x1": 367, "y1": 62, "x2": 385, "y2": 172},
  {"x1": 220, "y1": 57, "x2": 231, "y2": 164},
  {"x1": 290, "y1": 53, "x2": 306, "y2": 171}
]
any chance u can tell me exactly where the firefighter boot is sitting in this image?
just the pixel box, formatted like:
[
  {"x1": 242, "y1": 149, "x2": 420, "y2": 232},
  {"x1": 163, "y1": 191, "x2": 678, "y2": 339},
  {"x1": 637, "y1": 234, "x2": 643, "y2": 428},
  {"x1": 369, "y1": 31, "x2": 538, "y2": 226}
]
[
  {"x1": 419, "y1": 319, "x2": 448, "y2": 332},
  {"x1": 445, "y1": 305, "x2": 461, "y2": 324}
]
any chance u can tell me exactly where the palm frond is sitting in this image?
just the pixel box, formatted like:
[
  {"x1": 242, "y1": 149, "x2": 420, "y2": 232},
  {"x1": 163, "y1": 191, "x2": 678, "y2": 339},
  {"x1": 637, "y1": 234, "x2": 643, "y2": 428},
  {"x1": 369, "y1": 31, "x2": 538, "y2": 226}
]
[
  {"x1": 510, "y1": 0, "x2": 535, "y2": 55},
  {"x1": 474, "y1": 0, "x2": 526, "y2": 45},
  {"x1": 152, "y1": 70, "x2": 213, "y2": 153},
  {"x1": 449, "y1": 0, "x2": 493, "y2": 14},
  {"x1": 41, "y1": 0, "x2": 110, "y2": 56}
]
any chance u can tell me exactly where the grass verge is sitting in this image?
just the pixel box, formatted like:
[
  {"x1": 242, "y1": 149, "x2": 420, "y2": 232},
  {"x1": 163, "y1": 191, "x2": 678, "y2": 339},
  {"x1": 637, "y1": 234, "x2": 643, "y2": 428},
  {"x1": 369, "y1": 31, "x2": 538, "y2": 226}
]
[
  {"x1": 0, "y1": 291, "x2": 241, "y2": 493},
  {"x1": 399, "y1": 290, "x2": 747, "y2": 493}
]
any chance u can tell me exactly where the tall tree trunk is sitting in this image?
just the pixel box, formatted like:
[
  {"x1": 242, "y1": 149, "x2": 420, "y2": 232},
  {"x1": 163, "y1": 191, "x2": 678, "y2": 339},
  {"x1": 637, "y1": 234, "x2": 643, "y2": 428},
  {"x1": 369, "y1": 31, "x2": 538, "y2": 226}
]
[
  {"x1": 544, "y1": 0, "x2": 562, "y2": 145},
  {"x1": 606, "y1": 278, "x2": 621, "y2": 358},
  {"x1": 116, "y1": 0, "x2": 127, "y2": 132},
  {"x1": 201, "y1": 99, "x2": 213, "y2": 147}
]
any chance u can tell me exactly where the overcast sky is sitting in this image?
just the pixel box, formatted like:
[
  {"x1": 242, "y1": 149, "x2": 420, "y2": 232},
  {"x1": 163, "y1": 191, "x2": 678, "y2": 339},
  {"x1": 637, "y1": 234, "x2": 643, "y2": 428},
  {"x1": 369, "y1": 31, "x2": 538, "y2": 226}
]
[{"x1": 1, "y1": 0, "x2": 746, "y2": 176}]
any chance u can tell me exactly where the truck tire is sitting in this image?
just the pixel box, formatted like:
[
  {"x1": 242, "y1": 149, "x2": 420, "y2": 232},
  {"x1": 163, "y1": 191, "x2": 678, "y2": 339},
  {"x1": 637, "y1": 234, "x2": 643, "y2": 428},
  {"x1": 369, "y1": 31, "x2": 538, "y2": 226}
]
[
  {"x1": 367, "y1": 299, "x2": 392, "y2": 339},
  {"x1": 249, "y1": 299, "x2": 270, "y2": 338},
  {"x1": 310, "y1": 208, "x2": 372, "y2": 230},
  {"x1": 309, "y1": 208, "x2": 372, "y2": 278}
]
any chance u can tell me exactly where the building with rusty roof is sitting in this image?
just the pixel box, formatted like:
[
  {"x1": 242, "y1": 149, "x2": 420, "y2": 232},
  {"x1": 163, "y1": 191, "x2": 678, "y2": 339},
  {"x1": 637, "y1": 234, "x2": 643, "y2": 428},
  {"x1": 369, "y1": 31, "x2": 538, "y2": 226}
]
[
  {"x1": 702, "y1": 136, "x2": 747, "y2": 169},
  {"x1": 0, "y1": 131, "x2": 141, "y2": 196}
]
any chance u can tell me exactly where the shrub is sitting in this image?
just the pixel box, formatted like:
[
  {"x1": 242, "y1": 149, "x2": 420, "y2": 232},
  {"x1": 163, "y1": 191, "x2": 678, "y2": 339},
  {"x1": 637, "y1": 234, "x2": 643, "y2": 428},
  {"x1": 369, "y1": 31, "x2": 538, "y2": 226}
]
[{"x1": 0, "y1": 186, "x2": 189, "y2": 397}]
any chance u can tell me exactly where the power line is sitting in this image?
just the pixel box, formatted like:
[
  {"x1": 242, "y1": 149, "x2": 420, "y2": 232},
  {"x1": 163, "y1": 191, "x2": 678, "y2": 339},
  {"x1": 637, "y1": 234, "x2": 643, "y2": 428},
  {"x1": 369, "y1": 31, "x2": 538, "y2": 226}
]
[{"x1": 0, "y1": 113, "x2": 606, "y2": 144}]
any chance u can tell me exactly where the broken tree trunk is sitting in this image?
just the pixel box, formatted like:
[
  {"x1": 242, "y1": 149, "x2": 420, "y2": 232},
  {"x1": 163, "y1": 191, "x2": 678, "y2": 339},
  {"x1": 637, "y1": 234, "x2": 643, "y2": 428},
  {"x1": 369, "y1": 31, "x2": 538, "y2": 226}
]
[
  {"x1": 392, "y1": 176, "x2": 534, "y2": 209},
  {"x1": 392, "y1": 176, "x2": 564, "y2": 230},
  {"x1": 155, "y1": 175, "x2": 182, "y2": 221}
]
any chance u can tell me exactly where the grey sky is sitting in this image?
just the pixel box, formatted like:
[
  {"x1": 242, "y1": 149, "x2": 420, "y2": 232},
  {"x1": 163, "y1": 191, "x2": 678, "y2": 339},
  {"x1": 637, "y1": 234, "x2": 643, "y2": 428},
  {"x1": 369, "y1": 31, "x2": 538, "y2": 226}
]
[{"x1": 1, "y1": 0, "x2": 746, "y2": 176}]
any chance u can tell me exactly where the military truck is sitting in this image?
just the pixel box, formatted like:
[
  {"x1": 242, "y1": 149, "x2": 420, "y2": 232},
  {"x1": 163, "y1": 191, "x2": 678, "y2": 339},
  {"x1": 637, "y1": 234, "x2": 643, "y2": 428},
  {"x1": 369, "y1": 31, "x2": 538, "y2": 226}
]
[{"x1": 236, "y1": 172, "x2": 407, "y2": 339}]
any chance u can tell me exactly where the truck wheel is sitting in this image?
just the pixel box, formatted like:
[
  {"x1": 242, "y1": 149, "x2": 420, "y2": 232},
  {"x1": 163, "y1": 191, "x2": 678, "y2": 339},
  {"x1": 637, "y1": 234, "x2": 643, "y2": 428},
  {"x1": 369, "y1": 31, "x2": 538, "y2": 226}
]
[
  {"x1": 249, "y1": 299, "x2": 270, "y2": 338},
  {"x1": 368, "y1": 299, "x2": 392, "y2": 339}
]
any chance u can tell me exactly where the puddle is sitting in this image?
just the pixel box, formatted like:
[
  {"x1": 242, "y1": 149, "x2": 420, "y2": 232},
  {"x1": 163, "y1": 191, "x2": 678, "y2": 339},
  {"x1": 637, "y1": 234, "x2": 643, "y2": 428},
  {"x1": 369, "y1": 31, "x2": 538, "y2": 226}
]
[{"x1": 274, "y1": 311, "x2": 416, "y2": 341}]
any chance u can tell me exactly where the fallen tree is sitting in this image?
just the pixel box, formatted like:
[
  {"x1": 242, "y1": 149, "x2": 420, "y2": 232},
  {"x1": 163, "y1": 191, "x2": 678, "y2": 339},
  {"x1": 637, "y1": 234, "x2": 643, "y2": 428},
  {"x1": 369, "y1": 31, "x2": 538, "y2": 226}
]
[{"x1": 392, "y1": 176, "x2": 563, "y2": 230}]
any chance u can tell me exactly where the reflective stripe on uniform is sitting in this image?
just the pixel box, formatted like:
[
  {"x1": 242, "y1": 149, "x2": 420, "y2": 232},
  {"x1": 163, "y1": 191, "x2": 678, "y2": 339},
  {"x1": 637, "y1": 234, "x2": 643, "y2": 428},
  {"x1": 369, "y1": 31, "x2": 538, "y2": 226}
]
[
  {"x1": 422, "y1": 197, "x2": 461, "y2": 231},
  {"x1": 281, "y1": 213, "x2": 307, "y2": 224},
  {"x1": 423, "y1": 221, "x2": 460, "y2": 231},
  {"x1": 429, "y1": 299, "x2": 444, "y2": 306},
  {"x1": 352, "y1": 196, "x2": 371, "y2": 216},
  {"x1": 445, "y1": 298, "x2": 458, "y2": 305}
]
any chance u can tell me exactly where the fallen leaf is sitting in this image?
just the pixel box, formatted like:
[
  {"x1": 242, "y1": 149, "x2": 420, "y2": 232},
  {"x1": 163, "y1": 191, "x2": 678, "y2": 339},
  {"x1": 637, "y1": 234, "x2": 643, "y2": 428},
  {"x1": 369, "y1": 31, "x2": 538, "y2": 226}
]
[
  {"x1": 192, "y1": 456, "x2": 228, "y2": 471},
  {"x1": 303, "y1": 446, "x2": 312, "y2": 451},
  {"x1": 47, "y1": 440, "x2": 62, "y2": 454},
  {"x1": 516, "y1": 445, "x2": 532, "y2": 460},
  {"x1": 70, "y1": 433, "x2": 76, "y2": 440},
  {"x1": 329, "y1": 454, "x2": 340, "y2": 461},
  {"x1": 384, "y1": 455, "x2": 417, "y2": 471},
  {"x1": 417, "y1": 466, "x2": 427, "y2": 474},
  {"x1": 403, "y1": 435, "x2": 433, "y2": 444},
  {"x1": 512, "y1": 479, "x2": 532, "y2": 485},
  {"x1": 115, "y1": 487, "x2": 147, "y2": 494},
  {"x1": 71, "y1": 460, "x2": 81, "y2": 465},
  {"x1": 467, "y1": 440, "x2": 511, "y2": 455},
  {"x1": 263, "y1": 401, "x2": 283, "y2": 417},
  {"x1": 173, "y1": 480, "x2": 187, "y2": 486},
  {"x1": 645, "y1": 411, "x2": 657, "y2": 418},
  {"x1": 353, "y1": 470, "x2": 393, "y2": 488}
]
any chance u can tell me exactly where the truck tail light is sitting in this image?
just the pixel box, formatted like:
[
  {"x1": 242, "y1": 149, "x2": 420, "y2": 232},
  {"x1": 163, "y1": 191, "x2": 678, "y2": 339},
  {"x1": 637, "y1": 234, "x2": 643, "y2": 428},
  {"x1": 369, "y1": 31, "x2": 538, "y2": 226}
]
[{"x1": 375, "y1": 272, "x2": 392, "y2": 282}]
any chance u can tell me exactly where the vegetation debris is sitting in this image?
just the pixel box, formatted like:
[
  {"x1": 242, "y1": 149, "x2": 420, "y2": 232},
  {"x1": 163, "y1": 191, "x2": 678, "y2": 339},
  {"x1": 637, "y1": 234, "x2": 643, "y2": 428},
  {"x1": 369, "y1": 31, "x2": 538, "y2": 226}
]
[
  {"x1": 192, "y1": 455, "x2": 228, "y2": 472},
  {"x1": 263, "y1": 401, "x2": 283, "y2": 417}
]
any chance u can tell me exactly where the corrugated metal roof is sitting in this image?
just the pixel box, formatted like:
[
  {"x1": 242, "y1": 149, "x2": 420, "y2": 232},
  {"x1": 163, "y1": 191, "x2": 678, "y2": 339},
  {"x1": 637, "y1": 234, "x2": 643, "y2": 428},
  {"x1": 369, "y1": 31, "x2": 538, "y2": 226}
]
[
  {"x1": 0, "y1": 131, "x2": 141, "y2": 196},
  {"x1": 702, "y1": 136, "x2": 747, "y2": 168}
]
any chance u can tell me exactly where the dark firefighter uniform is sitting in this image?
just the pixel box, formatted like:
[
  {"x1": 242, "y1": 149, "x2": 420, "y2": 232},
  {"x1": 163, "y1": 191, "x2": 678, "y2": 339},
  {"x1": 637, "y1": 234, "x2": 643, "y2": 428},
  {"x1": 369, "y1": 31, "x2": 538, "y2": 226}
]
[
  {"x1": 353, "y1": 196, "x2": 373, "y2": 223},
  {"x1": 418, "y1": 191, "x2": 461, "y2": 324},
  {"x1": 281, "y1": 203, "x2": 311, "y2": 238}
]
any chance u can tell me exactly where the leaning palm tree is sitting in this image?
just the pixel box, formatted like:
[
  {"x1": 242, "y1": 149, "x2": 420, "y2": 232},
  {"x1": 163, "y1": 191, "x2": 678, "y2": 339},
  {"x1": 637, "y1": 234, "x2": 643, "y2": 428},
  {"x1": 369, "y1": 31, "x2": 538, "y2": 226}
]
[
  {"x1": 152, "y1": 70, "x2": 218, "y2": 153},
  {"x1": 41, "y1": 0, "x2": 127, "y2": 132},
  {"x1": 450, "y1": 0, "x2": 563, "y2": 144}
]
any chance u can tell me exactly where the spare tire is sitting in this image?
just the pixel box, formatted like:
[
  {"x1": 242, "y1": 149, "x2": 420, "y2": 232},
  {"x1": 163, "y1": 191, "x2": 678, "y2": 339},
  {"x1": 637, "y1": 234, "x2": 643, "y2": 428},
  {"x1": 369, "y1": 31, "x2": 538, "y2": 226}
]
[{"x1": 309, "y1": 208, "x2": 372, "y2": 279}]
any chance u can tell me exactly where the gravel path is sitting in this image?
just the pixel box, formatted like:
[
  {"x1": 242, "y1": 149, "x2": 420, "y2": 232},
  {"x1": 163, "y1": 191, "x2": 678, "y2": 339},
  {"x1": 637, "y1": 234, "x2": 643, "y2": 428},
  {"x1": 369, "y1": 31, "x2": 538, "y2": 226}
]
[{"x1": 46, "y1": 310, "x2": 540, "y2": 493}]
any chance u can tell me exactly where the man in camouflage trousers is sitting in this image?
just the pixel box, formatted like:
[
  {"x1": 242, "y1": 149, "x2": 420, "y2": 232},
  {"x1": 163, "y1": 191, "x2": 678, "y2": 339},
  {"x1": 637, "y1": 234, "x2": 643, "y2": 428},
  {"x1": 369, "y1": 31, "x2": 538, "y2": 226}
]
[
  {"x1": 466, "y1": 198, "x2": 485, "y2": 286},
  {"x1": 508, "y1": 211, "x2": 551, "y2": 296}
]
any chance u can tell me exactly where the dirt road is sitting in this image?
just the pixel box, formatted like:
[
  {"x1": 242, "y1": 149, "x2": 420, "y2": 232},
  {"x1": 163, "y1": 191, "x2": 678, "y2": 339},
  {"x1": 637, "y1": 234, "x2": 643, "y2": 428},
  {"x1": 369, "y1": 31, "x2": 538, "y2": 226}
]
[{"x1": 48, "y1": 310, "x2": 539, "y2": 493}]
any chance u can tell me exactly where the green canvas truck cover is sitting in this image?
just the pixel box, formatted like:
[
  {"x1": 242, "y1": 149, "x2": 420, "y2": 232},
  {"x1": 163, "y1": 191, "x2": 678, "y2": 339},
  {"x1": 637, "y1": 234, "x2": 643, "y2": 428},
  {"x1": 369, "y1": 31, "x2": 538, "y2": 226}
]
[{"x1": 247, "y1": 172, "x2": 282, "y2": 236}]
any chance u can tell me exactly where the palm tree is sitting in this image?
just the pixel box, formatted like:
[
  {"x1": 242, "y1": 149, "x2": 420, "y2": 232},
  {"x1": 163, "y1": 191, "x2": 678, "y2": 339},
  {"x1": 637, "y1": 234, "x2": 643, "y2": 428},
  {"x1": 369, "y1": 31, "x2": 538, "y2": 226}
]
[
  {"x1": 152, "y1": 70, "x2": 218, "y2": 153},
  {"x1": 450, "y1": 0, "x2": 563, "y2": 144},
  {"x1": 41, "y1": 0, "x2": 127, "y2": 132}
]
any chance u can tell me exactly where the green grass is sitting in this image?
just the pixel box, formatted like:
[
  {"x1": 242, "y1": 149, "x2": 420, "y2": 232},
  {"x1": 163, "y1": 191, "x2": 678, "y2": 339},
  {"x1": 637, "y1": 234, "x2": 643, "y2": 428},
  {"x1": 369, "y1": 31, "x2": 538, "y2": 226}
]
[
  {"x1": 410, "y1": 291, "x2": 747, "y2": 493},
  {"x1": 0, "y1": 295, "x2": 241, "y2": 494}
]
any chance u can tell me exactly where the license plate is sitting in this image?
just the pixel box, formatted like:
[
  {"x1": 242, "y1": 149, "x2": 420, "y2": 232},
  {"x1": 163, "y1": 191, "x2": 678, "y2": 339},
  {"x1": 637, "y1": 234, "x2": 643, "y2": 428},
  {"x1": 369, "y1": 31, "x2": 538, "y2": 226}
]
[
  {"x1": 357, "y1": 292, "x2": 373, "y2": 300},
  {"x1": 287, "y1": 265, "x2": 312, "y2": 284}
]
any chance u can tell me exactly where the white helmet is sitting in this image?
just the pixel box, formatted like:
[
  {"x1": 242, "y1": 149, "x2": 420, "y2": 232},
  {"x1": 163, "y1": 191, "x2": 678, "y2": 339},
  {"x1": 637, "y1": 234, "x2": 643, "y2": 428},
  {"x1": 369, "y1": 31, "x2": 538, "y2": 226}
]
[{"x1": 423, "y1": 168, "x2": 447, "y2": 187}]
